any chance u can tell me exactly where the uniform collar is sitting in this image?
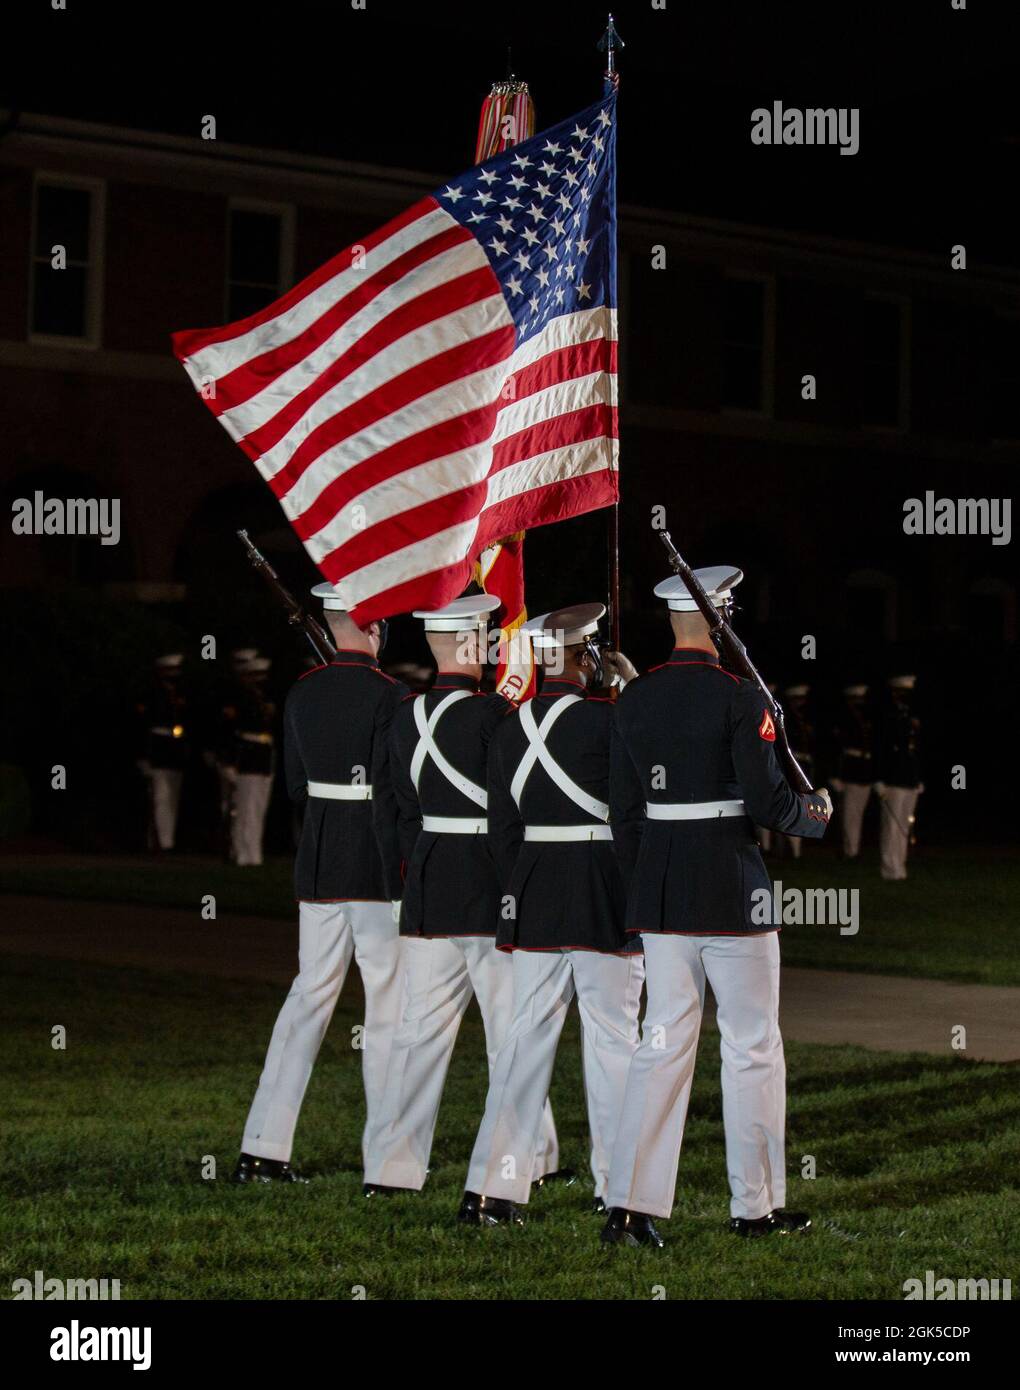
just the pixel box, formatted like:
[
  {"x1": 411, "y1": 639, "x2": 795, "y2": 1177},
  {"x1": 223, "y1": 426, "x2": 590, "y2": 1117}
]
[
  {"x1": 330, "y1": 649, "x2": 378, "y2": 669},
  {"x1": 432, "y1": 670, "x2": 480, "y2": 692},
  {"x1": 540, "y1": 676, "x2": 587, "y2": 695},
  {"x1": 668, "y1": 647, "x2": 719, "y2": 666}
]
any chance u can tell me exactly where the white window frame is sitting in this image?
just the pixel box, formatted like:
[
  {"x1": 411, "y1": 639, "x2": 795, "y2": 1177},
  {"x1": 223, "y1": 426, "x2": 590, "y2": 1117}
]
[
  {"x1": 861, "y1": 292, "x2": 910, "y2": 433},
  {"x1": 720, "y1": 270, "x2": 775, "y2": 419},
  {"x1": 28, "y1": 174, "x2": 106, "y2": 349},
  {"x1": 225, "y1": 198, "x2": 296, "y2": 321}
]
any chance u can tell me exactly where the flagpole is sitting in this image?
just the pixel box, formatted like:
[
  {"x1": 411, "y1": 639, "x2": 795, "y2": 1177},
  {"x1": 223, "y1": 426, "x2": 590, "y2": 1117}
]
[{"x1": 599, "y1": 13, "x2": 623, "y2": 651}]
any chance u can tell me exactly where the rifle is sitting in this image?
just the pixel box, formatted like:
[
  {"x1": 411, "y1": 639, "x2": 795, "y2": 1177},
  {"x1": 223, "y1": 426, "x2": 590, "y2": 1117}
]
[
  {"x1": 236, "y1": 530, "x2": 337, "y2": 665},
  {"x1": 656, "y1": 526, "x2": 814, "y2": 795}
]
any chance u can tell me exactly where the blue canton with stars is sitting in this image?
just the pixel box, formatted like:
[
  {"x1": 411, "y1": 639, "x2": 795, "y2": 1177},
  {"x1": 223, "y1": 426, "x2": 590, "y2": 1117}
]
[{"x1": 435, "y1": 94, "x2": 617, "y2": 345}]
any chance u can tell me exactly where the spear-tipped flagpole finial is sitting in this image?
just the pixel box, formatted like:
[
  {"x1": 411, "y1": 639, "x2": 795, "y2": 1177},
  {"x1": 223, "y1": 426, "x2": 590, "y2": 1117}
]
[{"x1": 597, "y1": 12, "x2": 625, "y2": 89}]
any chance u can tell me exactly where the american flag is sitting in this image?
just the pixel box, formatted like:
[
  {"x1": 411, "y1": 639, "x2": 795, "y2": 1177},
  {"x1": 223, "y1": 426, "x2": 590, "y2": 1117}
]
[{"x1": 172, "y1": 95, "x2": 618, "y2": 624}]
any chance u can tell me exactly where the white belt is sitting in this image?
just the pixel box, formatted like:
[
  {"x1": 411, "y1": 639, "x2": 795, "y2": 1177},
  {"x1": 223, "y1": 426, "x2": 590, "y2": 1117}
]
[
  {"x1": 307, "y1": 781, "x2": 372, "y2": 801},
  {"x1": 646, "y1": 799, "x2": 746, "y2": 820},
  {"x1": 524, "y1": 824, "x2": 613, "y2": 842},
  {"x1": 422, "y1": 815, "x2": 488, "y2": 834}
]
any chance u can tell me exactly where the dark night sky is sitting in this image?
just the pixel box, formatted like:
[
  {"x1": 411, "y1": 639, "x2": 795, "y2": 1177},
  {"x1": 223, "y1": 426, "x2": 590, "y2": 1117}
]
[{"x1": 10, "y1": 0, "x2": 1020, "y2": 266}]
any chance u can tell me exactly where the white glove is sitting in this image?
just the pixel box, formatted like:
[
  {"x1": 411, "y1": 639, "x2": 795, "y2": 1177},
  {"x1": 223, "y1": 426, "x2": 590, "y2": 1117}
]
[
  {"x1": 816, "y1": 787, "x2": 833, "y2": 818},
  {"x1": 602, "y1": 650, "x2": 639, "y2": 687},
  {"x1": 391, "y1": 900, "x2": 402, "y2": 924},
  {"x1": 873, "y1": 781, "x2": 886, "y2": 798}
]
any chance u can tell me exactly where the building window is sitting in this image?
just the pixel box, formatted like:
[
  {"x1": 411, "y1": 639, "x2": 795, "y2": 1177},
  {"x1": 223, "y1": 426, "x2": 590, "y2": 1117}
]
[
  {"x1": 226, "y1": 202, "x2": 294, "y2": 321},
  {"x1": 722, "y1": 274, "x2": 772, "y2": 413},
  {"x1": 986, "y1": 314, "x2": 1020, "y2": 441},
  {"x1": 29, "y1": 177, "x2": 104, "y2": 345},
  {"x1": 861, "y1": 295, "x2": 909, "y2": 430}
]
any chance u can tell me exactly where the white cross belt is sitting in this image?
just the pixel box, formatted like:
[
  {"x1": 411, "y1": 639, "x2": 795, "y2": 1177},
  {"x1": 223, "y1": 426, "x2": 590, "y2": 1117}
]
[
  {"x1": 645, "y1": 800, "x2": 746, "y2": 820},
  {"x1": 523, "y1": 825, "x2": 614, "y2": 842},
  {"x1": 307, "y1": 781, "x2": 373, "y2": 800}
]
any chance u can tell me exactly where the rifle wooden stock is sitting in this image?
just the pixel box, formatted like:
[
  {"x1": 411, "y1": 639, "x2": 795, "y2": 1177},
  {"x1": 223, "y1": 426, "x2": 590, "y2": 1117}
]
[
  {"x1": 236, "y1": 530, "x2": 337, "y2": 665},
  {"x1": 656, "y1": 528, "x2": 814, "y2": 795}
]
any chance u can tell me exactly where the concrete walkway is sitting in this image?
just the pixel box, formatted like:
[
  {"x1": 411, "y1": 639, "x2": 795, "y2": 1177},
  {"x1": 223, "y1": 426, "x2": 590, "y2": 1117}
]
[{"x1": 1, "y1": 894, "x2": 1017, "y2": 1062}]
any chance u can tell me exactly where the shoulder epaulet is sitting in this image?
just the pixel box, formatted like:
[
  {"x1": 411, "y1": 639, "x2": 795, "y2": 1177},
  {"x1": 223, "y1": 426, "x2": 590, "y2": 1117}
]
[
  {"x1": 370, "y1": 667, "x2": 398, "y2": 684},
  {"x1": 297, "y1": 663, "x2": 328, "y2": 681}
]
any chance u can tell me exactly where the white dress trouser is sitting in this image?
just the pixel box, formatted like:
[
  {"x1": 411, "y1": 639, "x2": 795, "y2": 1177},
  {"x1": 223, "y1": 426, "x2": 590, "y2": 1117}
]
[
  {"x1": 466, "y1": 948, "x2": 644, "y2": 1205},
  {"x1": 364, "y1": 935, "x2": 559, "y2": 1190},
  {"x1": 149, "y1": 769, "x2": 182, "y2": 850},
  {"x1": 232, "y1": 772, "x2": 273, "y2": 866},
  {"x1": 840, "y1": 781, "x2": 872, "y2": 858},
  {"x1": 879, "y1": 786, "x2": 920, "y2": 880},
  {"x1": 242, "y1": 900, "x2": 403, "y2": 1165},
  {"x1": 606, "y1": 932, "x2": 785, "y2": 1222}
]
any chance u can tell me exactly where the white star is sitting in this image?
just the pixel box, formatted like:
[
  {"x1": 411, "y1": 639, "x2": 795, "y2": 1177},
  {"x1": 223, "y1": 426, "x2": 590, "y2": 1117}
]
[
  {"x1": 587, "y1": 160, "x2": 597, "y2": 177},
  {"x1": 502, "y1": 195, "x2": 523, "y2": 210},
  {"x1": 577, "y1": 280, "x2": 591, "y2": 300},
  {"x1": 557, "y1": 192, "x2": 572, "y2": 212},
  {"x1": 513, "y1": 249, "x2": 532, "y2": 272},
  {"x1": 562, "y1": 168, "x2": 578, "y2": 187},
  {"x1": 529, "y1": 294, "x2": 540, "y2": 313},
  {"x1": 540, "y1": 160, "x2": 557, "y2": 177},
  {"x1": 506, "y1": 275, "x2": 524, "y2": 297},
  {"x1": 579, "y1": 187, "x2": 590, "y2": 203},
  {"x1": 526, "y1": 202, "x2": 544, "y2": 222},
  {"x1": 521, "y1": 226, "x2": 539, "y2": 246},
  {"x1": 512, "y1": 152, "x2": 533, "y2": 169},
  {"x1": 550, "y1": 216, "x2": 566, "y2": 237},
  {"x1": 467, "y1": 211, "x2": 486, "y2": 224},
  {"x1": 597, "y1": 108, "x2": 611, "y2": 127},
  {"x1": 572, "y1": 212, "x2": 582, "y2": 228},
  {"x1": 543, "y1": 140, "x2": 561, "y2": 155},
  {"x1": 478, "y1": 167, "x2": 499, "y2": 185},
  {"x1": 554, "y1": 286, "x2": 566, "y2": 305},
  {"x1": 488, "y1": 237, "x2": 508, "y2": 256},
  {"x1": 534, "y1": 181, "x2": 552, "y2": 199},
  {"x1": 542, "y1": 242, "x2": 558, "y2": 263},
  {"x1": 509, "y1": 173, "x2": 528, "y2": 190},
  {"x1": 564, "y1": 261, "x2": 575, "y2": 280},
  {"x1": 568, "y1": 147, "x2": 585, "y2": 164},
  {"x1": 572, "y1": 124, "x2": 589, "y2": 141},
  {"x1": 474, "y1": 189, "x2": 495, "y2": 205},
  {"x1": 575, "y1": 235, "x2": 590, "y2": 255},
  {"x1": 496, "y1": 213, "x2": 514, "y2": 234},
  {"x1": 442, "y1": 184, "x2": 464, "y2": 202},
  {"x1": 592, "y1": 134, "x2": 604, "y2": 153},
  {"x1": 535, "y1": 267, "x2": 550, "y2": 288}
]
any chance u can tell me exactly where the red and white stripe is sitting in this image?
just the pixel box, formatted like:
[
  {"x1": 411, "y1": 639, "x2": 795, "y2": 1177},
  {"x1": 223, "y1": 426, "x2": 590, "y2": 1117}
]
[{"x1": 172, "y1": 197, "x2": 617, "y2": 624}]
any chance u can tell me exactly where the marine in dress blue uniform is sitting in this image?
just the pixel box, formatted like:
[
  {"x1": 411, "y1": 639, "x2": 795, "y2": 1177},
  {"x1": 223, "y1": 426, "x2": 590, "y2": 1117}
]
[
  {"x1": 364, "y1": 596, "x2": 560, "y2": 1195},
  {"x1": 876, "y1": 674, "x2": 923, "y2": 880},
  {"x1": 459, "y1": 605, "x2": 645, "y2": 1225},
  {"x1": 602, "y1": 567, "x2": 832, "y2": 1246},
  {"x1": 136, "y1": 653, "x2": 189, "y2": 851},
  {"x1": 830, "y1": 683, "x2": 874, "y2": 858},
  {"x1": 233, "y1": 583, "x2": 406, "y2": 1183}
]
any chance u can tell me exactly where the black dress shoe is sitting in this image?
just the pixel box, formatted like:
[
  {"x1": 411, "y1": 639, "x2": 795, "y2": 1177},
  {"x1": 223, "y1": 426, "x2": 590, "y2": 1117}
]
[
  {"x1": 592, "y1": 1197, "x2": 607, "y2": 1215},
  {"x1": 600, "y1": 1207, "x2": 664, "y2": 1248},
  {"x1": 532, "y1": 1167, "x2": 578, "y2": 1189},
  {"x1": 231, "y1": 1153, "x2": 309, "y2": 1184},
  {"x1": 363, "y1": 1182, "x2": 418, "y2": 1197},
  {"x1": 457, "y1": 1191, "x2": 523, "y2": 1226},
  {"x1": 729, "y1": 1209, "x2": 812, "y2": 1237}
]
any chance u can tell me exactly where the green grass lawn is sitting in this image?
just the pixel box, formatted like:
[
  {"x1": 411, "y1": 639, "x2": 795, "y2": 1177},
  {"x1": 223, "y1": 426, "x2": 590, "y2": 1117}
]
[
  {"x1": 1, "y1": 952, "x2": 1017, "y2": 1300},
  {"x1": 3, "y1": 845, "x2": 1018, "y2": 984}
]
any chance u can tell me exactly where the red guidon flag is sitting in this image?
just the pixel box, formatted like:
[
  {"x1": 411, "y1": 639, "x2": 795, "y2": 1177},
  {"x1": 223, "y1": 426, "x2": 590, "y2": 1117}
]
[{"x1": 171, "y1": 95, "x2": 619, "y2": 625}]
